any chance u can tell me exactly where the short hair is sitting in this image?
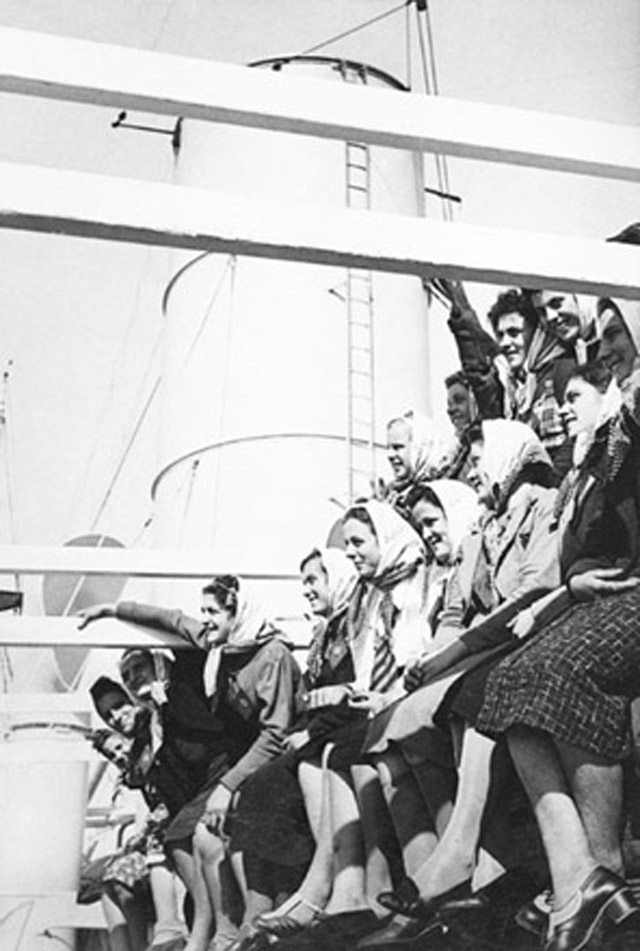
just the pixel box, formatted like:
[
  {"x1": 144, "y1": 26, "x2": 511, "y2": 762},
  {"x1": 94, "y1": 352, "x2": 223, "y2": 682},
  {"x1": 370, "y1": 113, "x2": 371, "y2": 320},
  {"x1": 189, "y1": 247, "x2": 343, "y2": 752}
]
[
  {"x1": 299, "y1": 547, "x2": 324, "y2": 573},
  {"x1": 568, "y1": 358, "x2": 613, "y2": 395},
  {"x1": 607, "y1": 223, "x2": 640, "y2": 246},
  {"x1": 445, "y1": 370, "x2": 471, "y2": 391},
  {"x1": 404, "y1": 482, "x2": 445, "y2": 513},
  {"x1": 342, "y1": 505, "x2": 376, "y2": 535},
  {"x1": 201, "y1": 574, "x2": 240, "y2": 616},
  {"x1": 487, "y1": 288, "x2": 539, "y2": 334}
]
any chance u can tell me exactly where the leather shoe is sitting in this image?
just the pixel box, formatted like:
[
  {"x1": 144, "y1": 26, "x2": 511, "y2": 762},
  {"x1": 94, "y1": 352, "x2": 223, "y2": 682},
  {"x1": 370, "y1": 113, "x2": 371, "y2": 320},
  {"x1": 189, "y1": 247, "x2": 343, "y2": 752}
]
[
  {"x1": 378, "y1": 879, "x2": 471, "y2": 922},
  {"x1": 545, "y1": 866, "x2": 639, "y2": 951},
  {"x1": 279, "y1": 910, "x2": 383, "y2": 949},
  {"x1": 515, "y1": 889, "x2": 552, "y2": 938},
  {"x1": 438, "y1": 867, "x2": 537, "y2": 918},
  {"x1": 354, "y1": 914, "x2": 443, "y2": 948}
]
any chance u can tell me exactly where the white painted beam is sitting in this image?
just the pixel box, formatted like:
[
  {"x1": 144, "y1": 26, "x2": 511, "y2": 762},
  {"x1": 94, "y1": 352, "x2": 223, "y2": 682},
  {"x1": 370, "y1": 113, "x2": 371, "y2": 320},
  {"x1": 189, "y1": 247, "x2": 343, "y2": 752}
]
[
  {"x1": 0, "y1": 615, "x2": 189, "y2": 649},
  {"x1": 0, "y1": 693, "x2": 92, "y2": 713},
  {"x1": 1, "y1": 28, "x2": 639, "y2": 182},
  {"x1": 0, "y1": 615, "x2": 307, "y2": 650},
  {"x1": 0, "y1": 544, "x2": 298, "y2": 580},
  {"x1": 0, "y1": 161, "x2": 638, "y2": 298}
]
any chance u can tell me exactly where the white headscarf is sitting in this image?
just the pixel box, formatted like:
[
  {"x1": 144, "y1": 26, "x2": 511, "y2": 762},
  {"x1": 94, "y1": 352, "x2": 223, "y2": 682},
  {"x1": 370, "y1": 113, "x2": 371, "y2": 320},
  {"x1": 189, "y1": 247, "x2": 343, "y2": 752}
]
[
  {"x1": 597, "y1": 298, "x2": 640, "y2": 399},
  {"x1": 363, "y1": 499, "x2": 425, "y2": 585},
  {"x1": 480, "y1": 419, "x2": 552, "y2": 507},
  {"x1": 427, "y1": 479, "x2": 480, "y2": 558},
  {"x1": 319, "y1": 548, "x2": 358, "y2": 617},
  {"x1": 346, "y1": 500, "x2": 427, "y2": 683},
  {"x1": 572, "y1": 378, "x2": 622, "y2": 466},
  {"x1": 388, "y1": 411, "x2": 450, "y2": 487},
  {"x1": 203, "y1": 579, "x2": 277, "y2": 698}
]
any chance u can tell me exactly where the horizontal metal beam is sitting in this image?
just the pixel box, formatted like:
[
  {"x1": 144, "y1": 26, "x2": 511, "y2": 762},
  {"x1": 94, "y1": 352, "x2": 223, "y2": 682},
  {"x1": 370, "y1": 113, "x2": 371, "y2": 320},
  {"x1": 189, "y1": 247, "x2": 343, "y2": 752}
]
[
  {"x1": 1, "y1": 28, "x2": 639, "y2": 182},
  {"x1": 0, "y1": 615, "x2": 189, "y2": 649},
  {"x1": 0, "y1": 693, "x2": 92, "y2": 713},
  {"x1": 0, "y1": 543, "x2": 298, "y2": 580},
  {"x1": 0, "y1": 161, "x2": 638, "y2": 297}
]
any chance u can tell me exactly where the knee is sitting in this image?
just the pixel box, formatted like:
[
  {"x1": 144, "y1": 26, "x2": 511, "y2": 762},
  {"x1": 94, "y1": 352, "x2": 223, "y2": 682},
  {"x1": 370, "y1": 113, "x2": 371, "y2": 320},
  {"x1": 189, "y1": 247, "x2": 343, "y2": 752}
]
[{"x1": 193, "y1": 823, "x2": 222, "y2": 863}]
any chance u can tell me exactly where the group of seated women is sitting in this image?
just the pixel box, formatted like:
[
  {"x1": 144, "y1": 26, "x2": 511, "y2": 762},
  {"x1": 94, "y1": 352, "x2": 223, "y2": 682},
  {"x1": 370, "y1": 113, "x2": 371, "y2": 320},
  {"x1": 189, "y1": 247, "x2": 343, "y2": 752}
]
[{"x1": 81, "y1": 273, "x2": 640, "y2": 951}]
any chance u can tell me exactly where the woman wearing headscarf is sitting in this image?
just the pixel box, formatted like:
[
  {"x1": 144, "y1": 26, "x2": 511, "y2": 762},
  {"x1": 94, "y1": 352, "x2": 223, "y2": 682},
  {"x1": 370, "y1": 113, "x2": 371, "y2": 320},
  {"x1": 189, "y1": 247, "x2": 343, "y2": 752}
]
[
  {"x1": 79, "y1": 578, "x2": 302, "y2": 951},
  {"x1": 88, "y1": 676, "x2": 188, "y2": 951},
  {"x1": 354, "y1": 480, "x2": 479, "y2": 947},
  {"x1": 255, "y1": 502, "x2": 430, "y2": 945},
  {"x1": 227, "y1": 549, "x2": 358, "y2": 928},
  {"x1": 384, "y1": 411, "x2": 451, "y2": 515},
  {"x1": 473, "y1": 303, "x2": 640, "y2": 951},
  {"x1": 370, "y1": 420, "x2": 559, "y2": 932}
]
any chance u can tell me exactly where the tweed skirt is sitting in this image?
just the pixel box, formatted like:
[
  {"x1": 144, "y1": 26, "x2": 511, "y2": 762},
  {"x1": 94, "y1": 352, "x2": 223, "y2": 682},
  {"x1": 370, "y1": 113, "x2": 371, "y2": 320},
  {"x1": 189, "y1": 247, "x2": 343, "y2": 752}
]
[{"x1": 476, "y1": 588, "x2": 640, "y2": 761}]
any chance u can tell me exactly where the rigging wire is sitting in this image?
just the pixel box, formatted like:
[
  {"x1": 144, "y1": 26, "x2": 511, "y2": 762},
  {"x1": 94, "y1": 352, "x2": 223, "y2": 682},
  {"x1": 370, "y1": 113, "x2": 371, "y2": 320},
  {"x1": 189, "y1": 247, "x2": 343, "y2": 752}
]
[
  {"x1": 210, "y1": 256, "x2": 237, "y2": 547},
  {"x1": 89, "y1": 255, "x2": 234, "y2": 536},
  {"x1": 405, "y1": 2, "x2": 413, "y2": 90},
  {"x1": 90, "y1": 378, "x2": 162, "y2": 534},
  {"x1": 298, "y1": 2, "x2": 408, "y2": 56}
]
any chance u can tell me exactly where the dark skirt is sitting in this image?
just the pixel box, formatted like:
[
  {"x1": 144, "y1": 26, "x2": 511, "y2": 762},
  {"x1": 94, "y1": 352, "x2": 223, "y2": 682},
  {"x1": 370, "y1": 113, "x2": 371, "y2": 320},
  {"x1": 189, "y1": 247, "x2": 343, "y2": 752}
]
[
  {"x1": 229, "y1": 750, "x2": 313, "y2": 867},
  {"x1": 476, "y1": 588, "x2": 640, "y2": 761},
  {"x1": 164, "y1": 752, "x2": 230, "y2": 844}
]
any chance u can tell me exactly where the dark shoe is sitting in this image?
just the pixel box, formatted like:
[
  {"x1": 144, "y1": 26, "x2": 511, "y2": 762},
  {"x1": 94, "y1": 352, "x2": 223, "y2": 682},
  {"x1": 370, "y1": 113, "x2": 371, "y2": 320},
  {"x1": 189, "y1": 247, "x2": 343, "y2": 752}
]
[
  {"x1": 377, "y1": 879, "x2": 421, "y2": 917},
  {"x1": 353, "y1": 914, "x2": 443, "y2": 948},
  {"x1": 545, "y1": 867, "x2": 639, "y2": 951},
  {"x1": 438, "y1": 867, "x2": 538, "y2": 917},
  {"x1": 280, "y1": 910, "x2": 383, "y2": 949},
  {"x1": 378, "y1": 879, "x2": 471, "y2": 922},
  {"x1": 515, "y1": 890, "x2": 552, "y2": 938}
]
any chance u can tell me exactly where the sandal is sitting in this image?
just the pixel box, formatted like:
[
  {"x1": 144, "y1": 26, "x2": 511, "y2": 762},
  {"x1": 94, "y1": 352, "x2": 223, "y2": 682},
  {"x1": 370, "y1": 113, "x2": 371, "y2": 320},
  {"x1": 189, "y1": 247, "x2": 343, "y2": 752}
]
[{"x1": 254, "y1": 896, "x2": 325, "y2": 937}]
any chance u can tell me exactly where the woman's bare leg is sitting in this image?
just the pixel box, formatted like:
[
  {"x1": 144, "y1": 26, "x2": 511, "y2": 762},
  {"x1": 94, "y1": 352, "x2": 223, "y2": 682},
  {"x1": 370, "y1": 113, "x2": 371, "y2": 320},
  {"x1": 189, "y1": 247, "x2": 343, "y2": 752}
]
[
  {"x1": 148, "y1": 863, "x2": 188, "y2": 946},
  {"x1": 373, "y1": 749, "x2": 440, "y2": 879},
  {"x1": 507, "y1": 727, "x2": 595, "y2": 910},
  {"x1": 556, "y1": 738, "x2": 624, "y2": 875},
  {"x1": 411, "y1": 727, "x2": 498, "y2": 896}
]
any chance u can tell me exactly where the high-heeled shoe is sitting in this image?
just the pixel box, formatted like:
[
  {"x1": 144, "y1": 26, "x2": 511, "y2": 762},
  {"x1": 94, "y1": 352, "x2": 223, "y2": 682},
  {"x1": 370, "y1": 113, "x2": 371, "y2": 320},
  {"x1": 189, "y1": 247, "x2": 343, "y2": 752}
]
[
  {"x1": 377, "y1": 877, "x2": 471, "y2": 922},
  {"x1": 545, "y1": 866, "x2": 639, "y2": 951}
]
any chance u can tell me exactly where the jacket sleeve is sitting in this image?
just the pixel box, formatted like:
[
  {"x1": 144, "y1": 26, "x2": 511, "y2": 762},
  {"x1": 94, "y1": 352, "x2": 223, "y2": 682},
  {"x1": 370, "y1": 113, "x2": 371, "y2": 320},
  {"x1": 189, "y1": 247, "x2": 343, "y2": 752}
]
[
  {"x1": 220, "y1": 643, "x2": 301, "y2": 794},
  {"x1": 460, "y1": 493, "x2": 560, "y2": 654},
  {"x1": 447, "y1": 306, "x2": 505, "y2": 420},
  {"x1": 116, "y1": 601, "x2": 204, "y2": 647}
]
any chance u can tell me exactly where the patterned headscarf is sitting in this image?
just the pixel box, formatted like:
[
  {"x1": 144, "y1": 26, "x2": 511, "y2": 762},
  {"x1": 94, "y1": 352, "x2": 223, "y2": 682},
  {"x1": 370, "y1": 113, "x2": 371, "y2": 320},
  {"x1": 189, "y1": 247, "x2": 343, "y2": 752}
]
[
  {"x1": 427, "y1": 479, "x2": 480, "y2": 558},
  {"x1": 202, "y1": 579, "x2": 279, "y2": 698},
  {"x1": 388, "y1": 411, "x2": 450, "y2": 489},
  {"x1": 480, "y1": 419, "x2": 553, "y2": 507},
  {"x1": 345, "y1": 500, "x2": 427, "y2": 680},
  {"x1": 304, "y1": 548, "x2": 357, "y2": 685},
  {"x1": 363, "y1": 499, "x2": 425, "y2": 590}
]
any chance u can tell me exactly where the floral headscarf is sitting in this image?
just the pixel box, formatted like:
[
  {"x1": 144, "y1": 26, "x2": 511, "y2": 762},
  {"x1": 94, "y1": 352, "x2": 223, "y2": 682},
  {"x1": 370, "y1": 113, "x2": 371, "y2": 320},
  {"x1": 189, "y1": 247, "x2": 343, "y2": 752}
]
[{"x1": 480, "y1": 419, "x2": 553, "y2": 507}]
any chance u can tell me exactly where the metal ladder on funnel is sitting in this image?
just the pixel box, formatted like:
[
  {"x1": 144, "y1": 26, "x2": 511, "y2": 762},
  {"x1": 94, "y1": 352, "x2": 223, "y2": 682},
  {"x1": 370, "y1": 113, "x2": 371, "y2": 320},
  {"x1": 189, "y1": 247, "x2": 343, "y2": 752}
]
[{"x1": 342, "y1": 65, "x2": 377, "y2": 503}]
